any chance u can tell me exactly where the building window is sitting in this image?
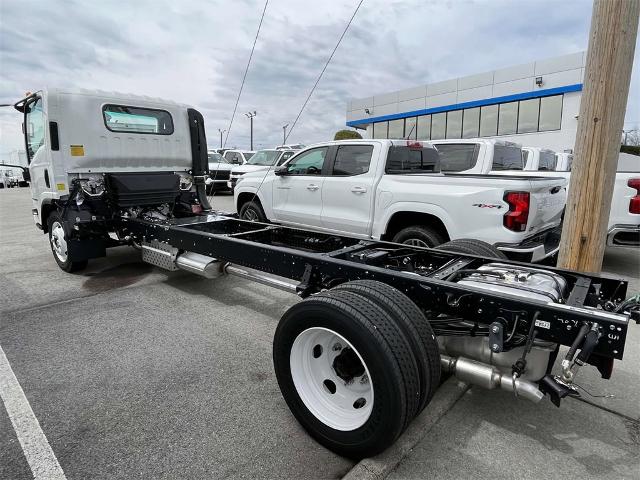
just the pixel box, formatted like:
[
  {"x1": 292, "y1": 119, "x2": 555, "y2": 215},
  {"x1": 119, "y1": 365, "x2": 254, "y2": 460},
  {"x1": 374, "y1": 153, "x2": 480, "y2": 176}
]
[
  {"x1": 373, "y1": 122, "x2": 388, "y2": 139},
  {"x1": 539, "y1": 95, "x2": 563, "y2": 131},
  {"x1": 405, "y1": 117, "x2": 417, "y2": 139},
  {"x1": 388, "y1": 119, "x2": 404, "y2": 139},
  {"x1": 462, "y1": 107, "x2": 480, "y2": 138},
  {"x1": 416, "y1": 115, "x2": 431, "y2": 140},
  {"x1": 479, "y1": 105, "x2": 498, "y2": 137},
  {"x1": 431, "y1": 112, "x2": 446, "y2": 140},
  {"x1": 103, "y1": 104, "x2": 174, "y2": 134},
  {"x1": 498, "y1": 102, "x2": 518, "y2": 135},
  {"x1": 517, "y1": 98, "x2": 540, "y2": 133},
  {"x1": 446, "y1": 110, "x2": 462, "y2": 139}
]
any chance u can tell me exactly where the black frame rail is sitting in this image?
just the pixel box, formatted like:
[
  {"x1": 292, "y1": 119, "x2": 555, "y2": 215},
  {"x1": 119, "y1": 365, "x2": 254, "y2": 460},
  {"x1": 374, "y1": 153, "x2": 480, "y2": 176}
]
[{"x1": 122, "y1": 215, "x2": 629, "y2": 364}]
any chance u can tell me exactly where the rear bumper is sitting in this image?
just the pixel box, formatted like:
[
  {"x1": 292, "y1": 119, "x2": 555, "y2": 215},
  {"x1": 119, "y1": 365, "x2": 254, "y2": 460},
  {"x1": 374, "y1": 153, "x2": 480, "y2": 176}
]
[
  {"x1": 495, "y1": 226, "x2": 562, "y2": 263},
  {"x1": 607, "y1": 224, "x2": 640, "y2": 247}
]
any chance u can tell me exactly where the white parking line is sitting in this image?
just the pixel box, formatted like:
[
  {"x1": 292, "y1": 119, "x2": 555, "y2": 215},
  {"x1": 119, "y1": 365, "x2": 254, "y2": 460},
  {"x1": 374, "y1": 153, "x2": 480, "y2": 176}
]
[{"x1": 0, "y1": 345, "x2": 67, "y2": 480}]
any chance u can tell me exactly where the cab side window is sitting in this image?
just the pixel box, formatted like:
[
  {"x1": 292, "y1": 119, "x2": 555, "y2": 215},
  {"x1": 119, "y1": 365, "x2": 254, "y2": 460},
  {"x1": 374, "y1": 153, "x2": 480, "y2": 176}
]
[
  {"x1": 26, "y1": 97, "x2": 45, "y2": 163},
  {"x1": 332, "y1": 145, "x2": 373, "y2": 175},
  {"x1": 286, "y1": 147, "x2": 328, "y2": 175}
]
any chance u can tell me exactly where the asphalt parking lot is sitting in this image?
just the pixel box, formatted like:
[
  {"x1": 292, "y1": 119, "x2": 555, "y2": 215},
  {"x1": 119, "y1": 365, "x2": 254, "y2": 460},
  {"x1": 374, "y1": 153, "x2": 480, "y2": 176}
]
[{"x1": 1, "y1": 188, "x2": 639, "y2": 479}]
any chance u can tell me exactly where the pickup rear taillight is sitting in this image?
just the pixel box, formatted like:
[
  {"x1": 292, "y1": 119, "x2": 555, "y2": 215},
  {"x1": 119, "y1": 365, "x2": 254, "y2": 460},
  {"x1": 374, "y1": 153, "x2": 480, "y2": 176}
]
[
  {"x1": 629, "y1": 178, "x2": 640, "y2": 214},
  {"x1": 503, "y1": 191, "x2": 530, "y2": 232}
]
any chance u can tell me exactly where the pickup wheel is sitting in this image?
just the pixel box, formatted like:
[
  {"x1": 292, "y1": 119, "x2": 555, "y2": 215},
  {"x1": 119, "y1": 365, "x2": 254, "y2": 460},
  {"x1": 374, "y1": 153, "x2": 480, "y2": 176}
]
[
  {"x1": 47, "y1": 212, "x2": 88, "y2": 272},
  {"x1": 435, "y1": 238, "x2": 508, "y2": 260},
  {"x1": 239, "y1": 200, "x2": 267, "y2": 223},
  {"x1": 332, "y1": 280, "x2": 440, "y2": 413},
  {"x1": 392, "y1": 226, "x2": 444, "y2": 248},
  {"x1": 273, "y1": 290, "x2": 420, "y2": 459}
]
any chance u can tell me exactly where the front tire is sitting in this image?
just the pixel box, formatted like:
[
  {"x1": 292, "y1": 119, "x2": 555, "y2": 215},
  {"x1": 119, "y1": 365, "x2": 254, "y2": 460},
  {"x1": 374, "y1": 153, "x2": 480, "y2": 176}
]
[
  {"x1": 47, "y1": 212, "x2": 88, "y2": 272},
  {"x1": 239, "y1": 200, "x2": 267, "y2": 223},
  {"x1": 435, "y1": 238, "x2": 507, "y2": 259},
  {"x1": 273, "y1": 290, "x2": 420, "y2": 459},
  {"x1": 392, "y1": 225, "x2": 444, "y2": 248}
]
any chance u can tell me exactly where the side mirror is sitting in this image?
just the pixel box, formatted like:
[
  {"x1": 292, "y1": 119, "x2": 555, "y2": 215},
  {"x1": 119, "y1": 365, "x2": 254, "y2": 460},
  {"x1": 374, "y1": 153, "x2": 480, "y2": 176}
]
[{"x1": 274, "y1": 165, "x2": 289, "y2": 176}]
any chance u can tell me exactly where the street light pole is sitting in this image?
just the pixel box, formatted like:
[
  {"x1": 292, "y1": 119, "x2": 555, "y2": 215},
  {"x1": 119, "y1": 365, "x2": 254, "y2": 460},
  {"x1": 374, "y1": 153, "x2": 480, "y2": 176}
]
[
  {"x1": 282, "y1": 124, "x2": 289, "y2": 146},
  {"x1": 245, "y1": 111, "x2": 257, "y2": 150},
  {"x1": 217, "y1": 128, "x2": 226, "y2": 149}
]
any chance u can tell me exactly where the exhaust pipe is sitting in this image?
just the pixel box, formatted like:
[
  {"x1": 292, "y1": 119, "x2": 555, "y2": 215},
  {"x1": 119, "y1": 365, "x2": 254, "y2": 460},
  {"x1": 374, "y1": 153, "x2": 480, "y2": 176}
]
[
  {"x1": 441, "y1": 354, "x2": 544, "y2": 403},
  {"x1": 223, "y1": 264, "x2": 299, "y2": 293}
]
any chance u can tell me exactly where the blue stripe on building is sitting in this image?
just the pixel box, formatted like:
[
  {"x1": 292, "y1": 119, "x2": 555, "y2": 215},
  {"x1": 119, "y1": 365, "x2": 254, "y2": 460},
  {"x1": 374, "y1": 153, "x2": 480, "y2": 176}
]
[{"x1": 346, "y1": 83, "x2": 583, "y2": 127}]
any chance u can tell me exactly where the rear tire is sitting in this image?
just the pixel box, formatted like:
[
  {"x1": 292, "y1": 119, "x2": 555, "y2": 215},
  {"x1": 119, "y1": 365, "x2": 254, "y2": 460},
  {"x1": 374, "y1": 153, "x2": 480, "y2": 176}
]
[
  {"x1": 47, "y1": 212, "x2": 88, "y2": 273},
  {"x1": 239, "y1": 200, "x2": 267, "y2": 223},
  {"x1": 332, "y1": 280, "x2": 441, "y2": 413},
  {"x1": 273, "y1": 290, "x2": 420, "y2": 459},
  {"x1": 392, "y1": 226, "x2": 444, "y2": 248},
  {"x1": 435, "y1": 238, "x2": 507, "y2": 259}
]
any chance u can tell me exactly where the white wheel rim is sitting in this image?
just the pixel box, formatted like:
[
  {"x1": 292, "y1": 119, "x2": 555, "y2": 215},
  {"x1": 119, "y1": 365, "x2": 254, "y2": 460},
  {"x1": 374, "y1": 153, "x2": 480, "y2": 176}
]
[
  {"x1": 290, "y1": 327, "x2": 373, "y2": 431},
  {"x1": 50, "y1": 221, "x2": 68, "y2": 262}
]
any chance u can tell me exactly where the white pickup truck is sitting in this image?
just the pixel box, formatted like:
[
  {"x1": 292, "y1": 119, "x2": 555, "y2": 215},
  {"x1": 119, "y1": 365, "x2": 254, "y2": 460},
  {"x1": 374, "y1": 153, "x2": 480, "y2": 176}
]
[
  {"x1": 234, "y1": 140, "x2": 567, "y2": 262},
  {"x1": 431, "y1": 140, "x2": 640, "y2": 248}
]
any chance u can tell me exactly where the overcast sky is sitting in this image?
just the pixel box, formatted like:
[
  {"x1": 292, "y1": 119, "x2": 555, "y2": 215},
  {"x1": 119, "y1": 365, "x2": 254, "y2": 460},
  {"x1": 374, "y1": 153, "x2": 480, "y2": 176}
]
[{"x1": 1, "y1": 0, "x2": 638, "y2": 161}]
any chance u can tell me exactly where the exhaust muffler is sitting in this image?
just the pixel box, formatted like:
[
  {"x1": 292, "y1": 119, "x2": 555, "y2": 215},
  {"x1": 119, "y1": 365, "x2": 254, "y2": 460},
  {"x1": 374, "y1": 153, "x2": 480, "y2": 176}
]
[{"x1": 440, "y1": 354, "x2": 544, "y2": 403}]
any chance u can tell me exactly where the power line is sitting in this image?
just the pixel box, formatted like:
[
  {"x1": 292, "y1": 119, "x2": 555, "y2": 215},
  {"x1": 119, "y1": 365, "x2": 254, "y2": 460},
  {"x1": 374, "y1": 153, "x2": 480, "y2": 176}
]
[
  {"x1": 284, "y1": 0, "x2": 364, "y2": 143},
  {"x1": 223, "y1": 0, "x2": 268, "y2": 149}
]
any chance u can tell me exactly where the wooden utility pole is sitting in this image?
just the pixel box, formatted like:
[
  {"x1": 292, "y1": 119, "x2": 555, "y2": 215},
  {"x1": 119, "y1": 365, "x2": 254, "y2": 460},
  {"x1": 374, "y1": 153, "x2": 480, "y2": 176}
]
[{"x1": 558, "y1": 0, "x2": 639, "y2": 273}]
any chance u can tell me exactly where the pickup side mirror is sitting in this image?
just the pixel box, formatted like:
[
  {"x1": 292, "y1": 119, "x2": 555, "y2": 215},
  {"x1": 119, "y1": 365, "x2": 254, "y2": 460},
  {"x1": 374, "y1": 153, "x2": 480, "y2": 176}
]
[{"x1": 274, "y1": 165, "x2": 289, "y2": 176}]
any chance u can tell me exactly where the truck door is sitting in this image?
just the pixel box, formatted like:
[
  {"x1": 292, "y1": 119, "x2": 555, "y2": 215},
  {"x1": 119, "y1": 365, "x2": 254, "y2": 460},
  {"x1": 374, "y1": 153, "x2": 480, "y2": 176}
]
[
  {"x1": 24, "y1": 96, "x2": 52, "y2": 197},
  {"x1": 320, "y1": 144, "x2": 376, "y2": 236},
  {"x1": 272, "y1": 146, "x2": 328, "y2": 227}
]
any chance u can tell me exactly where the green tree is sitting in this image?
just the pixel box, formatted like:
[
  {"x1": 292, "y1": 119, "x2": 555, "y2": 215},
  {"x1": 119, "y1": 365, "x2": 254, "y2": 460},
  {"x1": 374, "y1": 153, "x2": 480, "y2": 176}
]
[{"x1": 334, "y1": 129, "x2": 362, "y2": 140}]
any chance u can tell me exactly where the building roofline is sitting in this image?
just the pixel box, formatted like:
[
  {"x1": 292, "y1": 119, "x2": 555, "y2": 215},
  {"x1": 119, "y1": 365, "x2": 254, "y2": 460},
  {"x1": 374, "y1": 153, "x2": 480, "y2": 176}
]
[{"x1": 347, "y1": 83, "x2": 582, "y2": 127}]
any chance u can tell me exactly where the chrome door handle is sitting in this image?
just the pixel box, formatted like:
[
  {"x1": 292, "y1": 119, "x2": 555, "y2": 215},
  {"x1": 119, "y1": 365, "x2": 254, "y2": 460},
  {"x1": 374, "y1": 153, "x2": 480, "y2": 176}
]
[
  {"x1": 351, "y1": 186, "x2": 367, "y2": 193},
  {"x1": 306, "y1": 184, "x2": 319, "y2": 191}
]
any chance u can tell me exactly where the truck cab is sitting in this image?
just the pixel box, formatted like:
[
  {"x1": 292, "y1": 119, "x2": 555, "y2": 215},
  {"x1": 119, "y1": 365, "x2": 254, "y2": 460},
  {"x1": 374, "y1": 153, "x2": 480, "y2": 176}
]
[{"x1": 15, "y1": 89, "x2": 210, "y2": 270}]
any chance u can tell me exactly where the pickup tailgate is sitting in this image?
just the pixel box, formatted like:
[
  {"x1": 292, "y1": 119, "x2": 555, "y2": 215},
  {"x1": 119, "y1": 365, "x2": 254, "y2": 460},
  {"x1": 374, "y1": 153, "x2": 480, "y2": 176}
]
[{"x1": 526, "y1": 177, "x2": 567, "y2": 234}]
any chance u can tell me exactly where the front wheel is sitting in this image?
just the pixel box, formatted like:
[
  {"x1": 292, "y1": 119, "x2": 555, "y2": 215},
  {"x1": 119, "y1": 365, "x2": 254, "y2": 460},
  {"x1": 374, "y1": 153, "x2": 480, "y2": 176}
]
[
  {"x1": 47, "y1": 212, "x2": 88, "y2": 272},
  {"x1": 239, "y1": 200, "x2": 267, "y2": 223}
]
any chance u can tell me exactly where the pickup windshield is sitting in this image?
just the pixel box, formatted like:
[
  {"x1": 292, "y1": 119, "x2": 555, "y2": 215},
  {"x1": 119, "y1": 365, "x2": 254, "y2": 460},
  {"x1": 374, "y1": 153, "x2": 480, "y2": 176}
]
[
  {"x1": 248, "y1": 150, "x2": 280, "y2": 166},
  {"x1": 433, "y1": 144, "x2": 479, "y2": 172},
  {"x1": 385, "y1": 146, "x2": 440, "y2": 174},
  {"x1": 208, "y1": 152, "x2": 228, "y2": 164},
  {"x1": 492, "y1": 145, "x2": 524, "y2": 170}
]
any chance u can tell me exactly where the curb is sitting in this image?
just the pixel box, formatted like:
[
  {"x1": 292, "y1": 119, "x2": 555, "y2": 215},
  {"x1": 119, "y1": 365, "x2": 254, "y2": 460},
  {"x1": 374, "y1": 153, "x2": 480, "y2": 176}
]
[{"x1": 343, "y1": 377, "x2": 470, "y2": 480}]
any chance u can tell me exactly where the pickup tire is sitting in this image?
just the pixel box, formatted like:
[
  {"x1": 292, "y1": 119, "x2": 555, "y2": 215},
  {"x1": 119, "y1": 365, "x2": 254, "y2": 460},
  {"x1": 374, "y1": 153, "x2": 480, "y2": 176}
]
[
  {"x1": 47, "y1": 212, "x2": 88, "y2": 272},
  {"x1": 332, "y1": 280, "x2": 440, "y2": 413},
  {"x1": 273, "y1": 289, "x2": 420, "y2": 459},
  {"x1": 435, "y1": 238, "x2": 508, "y2": 260},
  {"x1": 392, "y1": 226, "x2": 443, "y2": 248},
  {"x1": 239, "y1": 200, "x2": 267, "y2": 223}
]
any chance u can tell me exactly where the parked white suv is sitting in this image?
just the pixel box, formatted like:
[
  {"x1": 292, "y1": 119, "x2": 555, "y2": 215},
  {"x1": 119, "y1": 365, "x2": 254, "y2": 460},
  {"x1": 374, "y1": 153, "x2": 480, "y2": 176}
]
[
  {"x1": 228, "y1": 149, "x2": 298, "y2": 191},
  {"x1": 234, "y1": 140, "x2": 567, "y2": 262},
  {"x1": 223, "y1": 149, "x2": 255, "y2": 165}
]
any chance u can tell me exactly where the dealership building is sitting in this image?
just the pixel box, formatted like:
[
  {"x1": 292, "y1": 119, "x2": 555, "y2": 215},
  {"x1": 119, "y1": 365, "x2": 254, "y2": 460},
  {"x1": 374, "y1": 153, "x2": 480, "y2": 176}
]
[{"x1": 346, "y1": 52, "x2": 586, "y2": 152}]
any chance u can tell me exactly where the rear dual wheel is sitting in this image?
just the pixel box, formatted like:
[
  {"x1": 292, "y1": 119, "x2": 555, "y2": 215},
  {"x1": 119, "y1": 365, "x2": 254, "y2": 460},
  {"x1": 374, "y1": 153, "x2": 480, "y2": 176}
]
[{"x1": 273, "y1": 282, "x2": 439, "y2": 459}]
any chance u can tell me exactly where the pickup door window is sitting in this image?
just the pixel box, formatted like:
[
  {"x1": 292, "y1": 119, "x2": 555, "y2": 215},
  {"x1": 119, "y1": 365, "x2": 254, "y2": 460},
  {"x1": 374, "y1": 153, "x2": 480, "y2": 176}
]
[
  {"x1": 321, "y1": 145, "x2": 375, "y2": 235},
  {"x1": 272, "y1": 147, "x2": 328, "y2": 227}
]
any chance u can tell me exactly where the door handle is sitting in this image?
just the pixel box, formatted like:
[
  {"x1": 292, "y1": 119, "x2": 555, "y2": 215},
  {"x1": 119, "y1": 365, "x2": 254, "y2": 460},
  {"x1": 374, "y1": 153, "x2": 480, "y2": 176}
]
[
  {"x1": 351, "y1": 186, "x2": 367, "y2": 194},
  {"x1": 306, "y1": 184, "x2": 319, "y2": 191}
]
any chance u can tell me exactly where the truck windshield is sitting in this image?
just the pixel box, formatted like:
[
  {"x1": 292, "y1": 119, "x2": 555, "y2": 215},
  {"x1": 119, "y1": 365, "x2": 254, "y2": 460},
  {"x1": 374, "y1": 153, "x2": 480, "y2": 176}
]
[
  {"x1": 433, "y1": 144, "x2": 479, "y2": 172},
  {"x1": 208, "y1": 152, "x2": 227, "y2": 164},
  {"x1": 25, "y1": 97, "x2": 45, "y2": 163},
  {"x1": 248, "y1": 150, "x2": 280, "y2": 166},
  {"x1": 492, "y1": 145, "x2": 524, "y2": 170},
  {"x1": 385, "y1": 146, "x2": 440, "y2": 174}
]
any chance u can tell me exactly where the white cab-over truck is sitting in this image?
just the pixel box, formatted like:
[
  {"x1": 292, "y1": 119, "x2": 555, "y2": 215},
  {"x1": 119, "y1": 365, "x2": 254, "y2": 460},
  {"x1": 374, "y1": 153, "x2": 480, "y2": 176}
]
[
  {"x1": 234, "y1": 140, "x2": 567, "y2": 262},
  {"x1": 14, "y1": 89, "x2": 636, "y2": 460}
]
